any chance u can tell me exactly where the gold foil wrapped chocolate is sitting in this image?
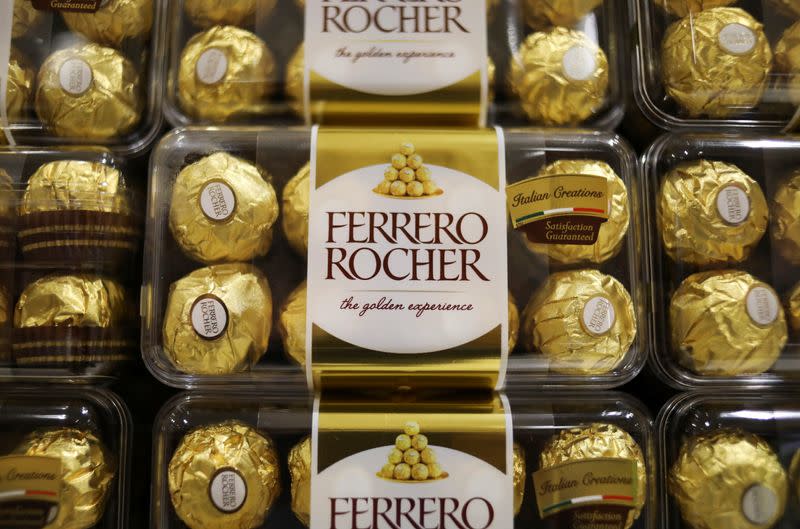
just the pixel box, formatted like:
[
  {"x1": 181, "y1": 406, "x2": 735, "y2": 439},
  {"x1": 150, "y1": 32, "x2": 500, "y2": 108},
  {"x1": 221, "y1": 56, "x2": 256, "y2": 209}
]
[
  {"x1": 791, "y1": 448, "x2": 800, "y2": 503},
  {"x1": 12, "y1": 0, "x2": 44, "y2": 39},
  {"x1": 661, "y1": 8, "x2": 772, "y2": 118},
  {"x1": 169, "y1": 152, "x2": 279, "y2": 263},
  {"x1": 288, "y1": 437, "x2": 527, "y2": 526},
  {"x1": 278, "y1": 282, "x2": 521, "y2": 367},
  {"x1": 184, "y1": 0, "x2": 277, "y2": 28},
  {"x1": 168, "y1": 422, "x2": 281, "y2": 529},
  {"x1": 7, "y1": 48, "x2": 34, "y2": 121},
  {"x1": 62, "y1": 0, "x2": 153, "y2": 47},
  {"x1": 767, "y1": 0, "x2": 800, "y2": 17},
  {"x1": 524, "y1": 160, "x2": 629, "y2": 264},
  {"x1": 282, "y1": 162, "x2": 310, "y2": 256},
  {"x1": 670, "y1": 430, "x2": 788, "y2": 529},
  {"x1": 788, "y1": 282, "x2": 800, "y2": 333},
  {"x1": 35, "y1": 43, "x2": 142, "y2": 139},
  {"x1": 774, "y1": 21, "x2": 800, "y2": 105},
  {"x1": 652, "y1": 0, "x2": 735, "y2": 17},
  {"x1": 523, "y1": 0, "x2": 603, "y2": 28},
  {"x1": 510, "y1": 28, "x2": 609, "y2": 126},
  {"x1": 539, "y1": 423, "x2": 647, "y2": 529},
  {"x1": 163, "y1": 263, "x2": 272, "y2": 375},
  {"x1": 670, "y1": 270, "x2": 788, "y2": 376},
  {"x1": 658, "y1": 160, "x2": 769, "y2": 266},
  {"x1": 14, "y1": 274, "x2": 129, "y2": 328},
  {"x1": 15, "y1": 428, "x2": 115, "y2": 529},
  {"x1": 20, "y1": 160, "x2": 130, "y2": 215},
  {"x1": 772, "y1": 171, "x2": 800, "y2": 265},
  {"x1": 178, "y1": 25, "x2": 275, "y2": 122},
  {"x1": 521, "y1": 269, "x2": 636, "y2": 375}
]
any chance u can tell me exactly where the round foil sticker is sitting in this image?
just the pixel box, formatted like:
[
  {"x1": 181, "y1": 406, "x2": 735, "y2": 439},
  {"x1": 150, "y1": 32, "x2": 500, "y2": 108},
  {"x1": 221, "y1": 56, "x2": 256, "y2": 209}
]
[
  {"x1": 746, "y1": 286, "x2": 779, "y2": 327},
  {"x1": 718, "y1": 23, "x2": 757, "y2": 55},
  {"x1": 716, "y1": 185, "x2": 750, "y2": 225},
  {"x1": 582, "y1": 296, "x2": 616, "y2": 336},
  {"x1": 562, "y1": 45, "x2": 597, "y2": 81},
  {"x1": 741, "y1": 484, "x2": 778, "y2": 525},
  {"x1": 196, "y1": 48, "x2": 228, "y2": 85},
  {"x1": 209, "y1": 468, "x2": 247, "y2": 513},
  {"x1": 59, "y1": 59, "x2": 93, "y2": 96},
  {"x1": 199, "y1": 180, "x2": 237, "y2": 222},
  {"x1": 191, "y1": 295, "x2": 229, "y2": 340}
]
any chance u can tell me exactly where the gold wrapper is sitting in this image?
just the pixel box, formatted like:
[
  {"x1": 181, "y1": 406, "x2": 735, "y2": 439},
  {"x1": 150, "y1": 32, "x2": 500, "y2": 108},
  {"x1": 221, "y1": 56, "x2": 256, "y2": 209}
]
[
  {"x1": 20, "y1": 160, "x2": 130, "y2": 215},
  {"x1": 12, "y1": 0, "x2": 44, "y2": 39},
  {"x1": 766, "y1": 0, "x2": 800, "y2": 17},
  {"x1": 289, "y1": 436, "x2": 311, "y2": 527},
  {"x1": 282, "y1": 162, "x2": 310, "y2": 256},
  {"x1": 652, "y1": 0, "x2": 735, "y2": 17},
  {"x1": 169, "y1": 152, "x2": 278, "y2": 264},
  {"x1": 774, "y1": 21, "x2": 800, "y2": 106},
  {"x1": 278, "y1": 282, "x2": 521, "y2": 367},
  {"x1": 184, "y1": 0, "x2": 277, "y2": 28},
  {"x1": 288, "y1": 437, "x2": 526, "y2": 526},
  {"x1": 278, "y1": 280, "x2": 306, "y2": 367},
  {"x1": 523, "y1": 0, "x2": 603, "y2": 28},
  {"x1": 670, "y1": 430, "x2": 788, "y2": 529},
  {"x1": 178, "y1": 25, "x2": 275, "y2": 122},
  {"x1": 524, "y1": 160, "x2": 629, "y2": 264},
  {"x1": 0, "y1": 286, "x2": 9, "y2": 327},
  {"x1": 540, "y1": 423, "x2": 646, "y2": 529},
  {"x1": 35, "y1": 43, "x2": 142, "y2": 139},
  {"x1": 521, "y1": 269, "x2": 636, "y2": 375},
  {"x1": 670, "y1": 270, "x2": 788, "y2": 376},
  {"x1": 285, "y1": 44, "x2": 497, "y2": 118},
  {"x1": 791, "y1": 448, "x2": 800, "y2": 504},
  {"x1": 658, "y1": 160, "x2": 769, "y2": 266},
  {"x1": 62, "y1": 0, "x2": 153, "y2": 47},
  {"x1": 162, "y1": 263, "x2": 272, "y2": 375},
  {"x1": 14, "y1": 428, "x2": 115, "y2": 529},
  {"x1": 14, "y1": 274, "x2": 128, "y2": 328},
  {"x1": 168, "y1": 422, "x2": 281, "y2": 529},
  {"x1": 788, "y1": 282, "x2": 800, "y2": 332},
  {"x1": 7, "y1": 48, "x2": 34, "y2": 121},
  {"x1": 772, "y1": 172, "x2": 800, "y2": 265},
  {"x1": 510, "y1": 28, "x2": 608, "y2": 126},
  {"x1": 513, "y1": 442, "x2": 526, "y2": 516},
  {"x1": 661, "y1": 8, "x2": 772, "y2": 118}
]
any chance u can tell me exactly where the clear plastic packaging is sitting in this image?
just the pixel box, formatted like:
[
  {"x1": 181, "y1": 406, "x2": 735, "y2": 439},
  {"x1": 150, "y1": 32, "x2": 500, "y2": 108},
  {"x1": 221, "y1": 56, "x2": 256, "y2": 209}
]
[
  {"x1": 2, "y1": 0, "x2": 165, "y2": 155},
  {"x1": 0, "y1": 385, "x2": 131, "y2": 529},
  {"x1": 659, "y1": 392, "x2": 800, "y2": 529},
  {"x1": 142, "y1": 127, "x2": 646, "y2": 391},
  {"x1": 152, "y1": 390, "x2": 656, "y2": 529},
  {"x1": 0, "y1": 147, "x2": 143, "y2": 382},
  {"x1": 635, "y1": 1, "x2": 800, "y2": 131},
  {"x1": 163, "y1": 0, "x2": 626, "y2": 129},
  {"x1": 644, "y1": 133, "x2": 800, "y2": 389}
]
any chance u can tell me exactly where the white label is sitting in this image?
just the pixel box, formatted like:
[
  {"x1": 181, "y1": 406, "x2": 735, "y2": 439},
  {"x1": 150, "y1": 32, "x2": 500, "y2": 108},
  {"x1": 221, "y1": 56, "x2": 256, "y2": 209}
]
[
  {"x1": 746, "y1": 287, "x2": 779, "y2": 326},
  {"x1": 199, "y1": 181, "x2": 236, "y2": 222},
  {"x1": 582, "y1": 296, "x2": 615, "y2": 336},
  {"x1": 209, "y1": 469, "x2": 247, "y2": 513},
  {"x1": 58, "y1": 59, "x2": 93, "y2": 96},
  {"x1": 191, "y1": 295, "x2": 228, "y2": 339},
  {"x1": 562, "y1": 45, "x2": 597, "y2": 82},
  {"x1": 741, "y1": 484, "x2": 778, "y2": 525},
  {"x1": 718, "y1": 23, "x2": 757, "y2": 55},
  {"x1": 306, "y1": 129, "x2": 507, "y2": 368},
  {"x1": 716, "y1": 185, "x2": 750, "y2": 225},
  {"x1": 195, "y1": 48, "x2": 228, "y2": 85},
  {"x1": 303, "y1": 0, "x2": 488, "y2": 120}
]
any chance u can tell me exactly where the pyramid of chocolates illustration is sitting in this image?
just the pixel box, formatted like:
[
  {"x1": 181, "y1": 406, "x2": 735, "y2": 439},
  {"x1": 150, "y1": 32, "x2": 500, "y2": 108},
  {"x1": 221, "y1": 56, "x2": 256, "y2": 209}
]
[
  {"x1": 374, "y1": 143, "x2": 442, "y2": 198},
  {"x1": 377, "y1": 421, "x2": 448, "y2": 481}
]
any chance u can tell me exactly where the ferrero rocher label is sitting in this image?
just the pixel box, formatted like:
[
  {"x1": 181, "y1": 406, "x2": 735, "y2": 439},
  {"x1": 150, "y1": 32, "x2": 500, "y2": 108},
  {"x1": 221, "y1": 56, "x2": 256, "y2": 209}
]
[
  {"x1": 310, "y1": 394, "x2": 514, "y2": 529},
  {"x1": 307, "y1": 127, "x2": 508, "y2": 390},
  {"x1": 304, "y1": 0, "x2": 488, "y2": 125},
  {"x1": 0, "y1": 456, "x2": 61, "y2": 529},
  {"x1": 506, "y1": 174, "x2": 610, "y2": 245},
  {"x1": 532, "y1": 459, "x2": 638, "y2": 528}
]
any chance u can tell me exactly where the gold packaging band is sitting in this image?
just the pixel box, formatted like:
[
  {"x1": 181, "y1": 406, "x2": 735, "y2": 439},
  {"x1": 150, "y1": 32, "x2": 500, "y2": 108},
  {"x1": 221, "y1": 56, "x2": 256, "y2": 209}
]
[
  {"x1": 669, "y1": 430, "x2": 788, "y2": 529},
  {"x1": 12, "y1": 326, "x2": 136, "y2": 366}
]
